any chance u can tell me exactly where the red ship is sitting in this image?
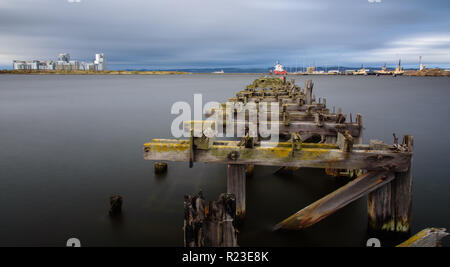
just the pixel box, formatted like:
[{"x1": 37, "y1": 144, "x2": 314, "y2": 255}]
[{"x1": 273, "y1": 61, "x2": 287, "y2": 75}]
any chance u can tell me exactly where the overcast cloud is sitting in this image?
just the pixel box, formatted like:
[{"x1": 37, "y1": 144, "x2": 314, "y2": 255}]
[{"x1": 0, "y1": 0, "x2": 449, "y2": 69}]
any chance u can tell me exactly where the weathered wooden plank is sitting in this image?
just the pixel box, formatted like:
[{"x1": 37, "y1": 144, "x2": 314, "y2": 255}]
[
  {"x1": 397, "y1": 228, "x2": 449, "y2": 247},
  {"x1": 268, "y1": 120, "x2": 362, "y2": 137},
  {"x1": 143, "y1": 139, "x2": 411, "y2": 171},
  {"x1": 184, "y1": 120, "x2": 362, "y2": 138},
  {"x1": 273, "y1": 171, "x2": 395, "y2": 230}
]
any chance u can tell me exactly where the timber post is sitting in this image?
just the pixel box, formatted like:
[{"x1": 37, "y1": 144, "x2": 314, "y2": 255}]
[
  {"x1": 355, "y1": 114, "x2": 363, "y2": 145},
  {"x1": 109, "y1": 195, "x2": 123, "y2": 217},
  {"x1": 368, "y1": 135, "x2": 413, "y2": 233},
  {"x1": 184, "y1": 192, "x2": 238, "y2": 247},
  {"x1": 154, "y1": 162, "x2": 168, "y2": 174},
  {"x1": 305, "y1": 80, "x2": 313, "y2": 105},
  {"x1": 227, "y1": 164, "x2": 246, "y2": 219}
]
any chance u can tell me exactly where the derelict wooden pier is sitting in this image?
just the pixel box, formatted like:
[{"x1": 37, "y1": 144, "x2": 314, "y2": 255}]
[{"x1": 143, "y1": 77, "x2": 413, "y2": 234}]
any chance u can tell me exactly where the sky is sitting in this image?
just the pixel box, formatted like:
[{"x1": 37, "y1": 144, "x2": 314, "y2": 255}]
[{"x1": 1, "y1": 0, "x2": 449, "y2": 69}]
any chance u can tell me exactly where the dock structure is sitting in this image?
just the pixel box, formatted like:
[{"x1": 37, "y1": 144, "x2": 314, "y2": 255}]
[
  {"x1": 144, "y1": 133, "x2": 413, "y2": 232},
  {"x1": 145, "y1": 76, "x2": 414, "y2": 235},
  {"x1": 202, "y1": 77, "x2": 363, "y2": 144}
]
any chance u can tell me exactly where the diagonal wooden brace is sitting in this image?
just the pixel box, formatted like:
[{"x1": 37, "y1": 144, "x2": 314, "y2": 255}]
[{"x1": 273, "y1": 171, "x2": 395, "y2": 230}]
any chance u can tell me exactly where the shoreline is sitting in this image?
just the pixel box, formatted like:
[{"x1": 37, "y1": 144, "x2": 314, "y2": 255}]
[
  {"x1": 0, "y1": 70, "x2": 189, "y2": 75},
  {"x1": 1, "y1": 69, "x2": 449, "y2": 77}
]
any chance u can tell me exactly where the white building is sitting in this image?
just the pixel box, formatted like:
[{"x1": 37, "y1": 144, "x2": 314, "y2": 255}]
[
  {"x1": 38, "y1": 61, "x2": 55, "y2": 70},
  {"x1": 13, "y1": 60, "x2": 39, "y2": 70},
  {"x1": 55, "y1": 60, "x2": 81, "y2": 71},
  {"x1": 13, "y1": 53, "x2": 106, "y2": 71},
  {"x1": 94, "y1": 53, "x2": 105, "y2": 71},
  {"x1": 83, "y1": 63, "x2": 96, "y2": 71}
]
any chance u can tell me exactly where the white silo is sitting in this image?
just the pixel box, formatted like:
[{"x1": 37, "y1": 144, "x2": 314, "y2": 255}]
[{"x1": 94, "y1": 53, "x2": 106, "y2": 71}]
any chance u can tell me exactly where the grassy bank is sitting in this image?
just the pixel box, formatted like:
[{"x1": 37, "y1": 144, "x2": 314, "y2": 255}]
[{"x1": 0, "y1": 70, "x2": 190, "y2": 75}]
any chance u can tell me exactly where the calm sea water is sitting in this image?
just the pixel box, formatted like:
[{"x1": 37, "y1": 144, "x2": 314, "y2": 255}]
[{"x1": 0, "y1": 74, "x2": 449, "y2": 247}]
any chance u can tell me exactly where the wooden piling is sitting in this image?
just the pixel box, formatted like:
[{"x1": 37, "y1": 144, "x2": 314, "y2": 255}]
[
  {"x1": 154, "y1": 162, "x2": 168, "y2": 174},
  {"x1": 184, "y1": 192, "x2": 238, "y2": 247},
  {"x1": 109, "y1": 195, "x2": 123, "y2": 216},
  {"x1": 227, "y1": 164, "x2": 246, "y2": 219},
  {"x1": 355, "y1": 114, "x2": 363, "y2": 145},
  {"x1": 393, "y1": 169, "x2": 412, "y2": 232},
  {"x1": 305, "y1": 80, "x2": 313, "y2": 105},
  {"x1": 367, "y1": 181, "x2": 395, "y2": 231},
  {"x1": 368, "y1": 135, "x2": 413, "y2": 233}
]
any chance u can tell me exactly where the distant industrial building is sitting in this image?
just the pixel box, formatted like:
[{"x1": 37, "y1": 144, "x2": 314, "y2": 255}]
[
  {"x1": 13, "y1": 53, "x2": 106, "y2": 71},
  {"x1": 94, "y1": 54, "x2": 105, "y2": 71}
]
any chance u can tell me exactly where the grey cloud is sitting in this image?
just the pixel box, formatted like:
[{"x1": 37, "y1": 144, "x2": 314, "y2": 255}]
[{"x1": 0, "y1": 0, "x2": 449, "y2": 68}]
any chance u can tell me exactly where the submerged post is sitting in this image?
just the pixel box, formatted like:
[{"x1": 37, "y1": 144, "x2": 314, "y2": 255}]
[
  {"x1": 109, "y1": 195, "x2": 123, "y2": 216},
  {"x1": 227, "y1": 164, "x2": 246, "y2": 219}
]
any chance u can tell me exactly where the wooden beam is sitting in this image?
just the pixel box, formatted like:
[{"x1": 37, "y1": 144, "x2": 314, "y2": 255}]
[
  {"x1": 273, "y1": 171, "x2": 395, "y2": 230},
  {"x1": 185, "y1": 120, "x2": 362, "y2": 139},
  {"x1": 144, "y1": 139, "x2": 411, "y2": 172},
  {"x1": 397, "y1": 228, "x2": 449, "y2": 247}
]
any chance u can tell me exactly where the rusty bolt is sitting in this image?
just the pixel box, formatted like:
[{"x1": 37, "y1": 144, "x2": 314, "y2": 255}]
[{"x1": 228, "y1": 151, "x2": 240, "y2": 161}]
